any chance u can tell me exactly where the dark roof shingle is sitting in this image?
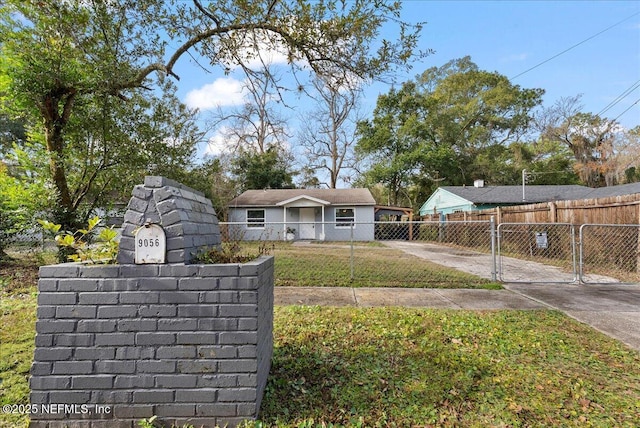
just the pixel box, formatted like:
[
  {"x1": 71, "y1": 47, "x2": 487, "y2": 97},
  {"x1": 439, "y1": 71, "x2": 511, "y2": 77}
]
[
  {"x1": 443, "y1": 182, "x2": 640, "y2": 204},
  {"x1": 443, "y1": 185, "x2": 592, "y2": 204},
  {"x1": 228, "y1": 188, "x2": 376, "y2": 207}
]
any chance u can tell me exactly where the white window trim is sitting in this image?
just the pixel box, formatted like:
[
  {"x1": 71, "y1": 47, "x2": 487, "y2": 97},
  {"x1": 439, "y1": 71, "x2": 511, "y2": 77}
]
[
  {"x1": 246, "y1": 209, "x2": 265, "y2": 228},
  {"x1": 334, "y1": 207, "x2": 355, "y2": 228}
]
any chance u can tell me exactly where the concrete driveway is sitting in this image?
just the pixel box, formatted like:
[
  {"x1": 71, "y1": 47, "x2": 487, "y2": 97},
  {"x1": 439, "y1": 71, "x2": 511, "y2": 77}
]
[
  {"x1": 505, "y1": 282, "x2": 640, "y2": 351},
  {"x1": 382, "y1": 240, "x2": 618, "y2": 283}
]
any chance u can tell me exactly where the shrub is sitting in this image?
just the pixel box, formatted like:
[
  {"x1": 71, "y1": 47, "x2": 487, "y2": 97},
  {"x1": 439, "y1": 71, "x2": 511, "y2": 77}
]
[{"x1": 38, "y1": 216, "x2": 118, "y2": 264}]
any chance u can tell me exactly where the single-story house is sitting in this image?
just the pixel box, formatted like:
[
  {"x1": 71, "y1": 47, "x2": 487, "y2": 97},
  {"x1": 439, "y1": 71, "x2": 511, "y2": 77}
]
[
  {"x1": 419, "y1": 180, "x2": 640, "y2": 216},
  {"x1": 227, "y1": 188, "x2": 376, "y2": 241}
]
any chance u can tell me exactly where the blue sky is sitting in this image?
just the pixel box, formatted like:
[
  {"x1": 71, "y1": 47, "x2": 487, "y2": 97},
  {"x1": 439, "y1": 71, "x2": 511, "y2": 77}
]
[
  {"x1": 173, "y1": 1, "x2": 640, "y2": 160},
  {"x1": 393, "y1": 1, "x2": 640, "y2": 126}
]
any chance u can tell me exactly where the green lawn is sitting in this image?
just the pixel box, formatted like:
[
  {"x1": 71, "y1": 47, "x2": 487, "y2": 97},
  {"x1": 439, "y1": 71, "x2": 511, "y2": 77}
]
[
  {"x1": 2, "y1": 252, "x2": 639, "y2": 428},
  {"x1": 255, "y1": 306, "x2": 640, "y2": 427},
  {"x1": 261, "y1": 241, "x2": 500, "y2": 289},
  {"x1": 0, "y1": 253, "x2": 44, "y2": 428}
]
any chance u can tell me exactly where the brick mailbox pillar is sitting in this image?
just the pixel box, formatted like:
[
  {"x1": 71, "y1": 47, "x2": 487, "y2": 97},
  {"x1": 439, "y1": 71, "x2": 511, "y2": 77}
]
[{"x1": 30, "y1": 177, "x2": 274, "y2": 428}]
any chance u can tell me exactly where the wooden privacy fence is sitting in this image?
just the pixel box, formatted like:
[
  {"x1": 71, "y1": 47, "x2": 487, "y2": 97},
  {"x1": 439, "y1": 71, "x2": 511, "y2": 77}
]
[{"x1": 433, "y1": 193, "x2": 640, "y2": 225}]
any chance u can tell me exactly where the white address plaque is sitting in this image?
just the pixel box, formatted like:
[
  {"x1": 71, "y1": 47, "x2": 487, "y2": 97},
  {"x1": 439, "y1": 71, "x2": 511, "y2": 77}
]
[{"x1": 134, "y1": 223, "x2": 166, "y2": 264}]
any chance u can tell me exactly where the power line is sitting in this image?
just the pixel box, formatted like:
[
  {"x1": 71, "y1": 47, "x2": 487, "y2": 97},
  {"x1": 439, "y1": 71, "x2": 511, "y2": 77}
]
[
  {"x1": 613, "y1": 97, "x2": 640, "y2": 124},
  {"x1": 511, "y1": 11, "x2": 640, "y2": 81},
  {"x1": 598, "y1": 80, "x2": 640, "y2": 117}
]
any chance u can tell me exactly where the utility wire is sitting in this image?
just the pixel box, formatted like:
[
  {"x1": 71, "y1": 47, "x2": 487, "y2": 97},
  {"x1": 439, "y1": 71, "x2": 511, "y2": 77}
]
[
  {"x1": 613, "y1": 97, "x2": 640, "y2": 123},
  {"x1": 597, "y1": 80, "x2": 640, "y2": 116},
  {"x1": 511, "y1": 11, "x2": 640, "y2": 80}
]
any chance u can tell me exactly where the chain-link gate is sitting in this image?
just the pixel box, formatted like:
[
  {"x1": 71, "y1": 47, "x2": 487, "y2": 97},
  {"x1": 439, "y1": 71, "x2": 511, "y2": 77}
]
[
  {"x1": 497, "y1": 223, "x2": 577, "y2": 283},
  {"x1": 579, "y1": 224, "x2": 640, "y2": 284}
]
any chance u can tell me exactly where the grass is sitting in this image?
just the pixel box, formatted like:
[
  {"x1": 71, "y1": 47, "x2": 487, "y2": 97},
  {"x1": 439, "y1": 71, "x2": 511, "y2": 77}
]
[
  {"x1": 1, "y1": 251, "x2": 639, "y2": 427},
  {"x1": 254, "y1": 306, "x2": 640, "y2": 427},
  {"x1": 0, "y1": 251, "x2": 53, "y2": 428},
  {"x1": 256, "y1": 241, "x2": 500, "y2": 289}
]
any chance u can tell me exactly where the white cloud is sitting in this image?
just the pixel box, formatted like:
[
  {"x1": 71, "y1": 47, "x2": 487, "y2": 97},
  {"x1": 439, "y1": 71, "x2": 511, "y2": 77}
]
[
  {"x1": 204, "y1": 128, "x2": 233, "y2": 157},
  {"x1": 241, "y1": 42, "x2": 290, "y2": 70},
  {"x1": 184, "y1": 77, "x2": 246, "y2": 110},
  {"x1": 219, "y1": 29, "x2": 293, "y2": 72}
]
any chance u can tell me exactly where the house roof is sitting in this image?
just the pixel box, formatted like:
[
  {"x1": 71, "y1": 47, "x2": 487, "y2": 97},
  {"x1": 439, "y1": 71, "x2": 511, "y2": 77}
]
[
  {"x1": 584, "y1": 182, "x2": 640, "y2": 199},
  {"x1": 228, "y1": 188, "x2": 376, "y2": 207},
  {"x1": 441, "y1": 185, "x2": 594, "y2": 204},
  {"x1": 441, "y1": 182, "x2": 640, "y2": 205}
]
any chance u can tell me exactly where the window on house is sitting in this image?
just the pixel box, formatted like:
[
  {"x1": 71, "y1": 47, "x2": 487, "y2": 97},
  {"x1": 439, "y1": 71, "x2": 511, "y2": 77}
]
[
  {"x1": 335, "y1": 208, "x2": 355, "y2": 227},
  {"x1": 247, "y1": 209, "x2": 265, "y2": 228}
]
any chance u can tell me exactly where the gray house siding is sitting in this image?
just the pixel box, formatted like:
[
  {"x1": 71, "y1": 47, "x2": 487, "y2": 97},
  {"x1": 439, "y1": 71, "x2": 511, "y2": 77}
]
[
  {"x1": 322, "y1": 205, "x2": 374, "y2": 241},
  {"x1": 227, "y1": 189, "x2": 377, "y2": 242},
  {"x1": 227, "y1": 205, "x2": 375, "y2": 241},
  {"x1": 227, "y1": 207, "x2": 287, "y2": 241}
]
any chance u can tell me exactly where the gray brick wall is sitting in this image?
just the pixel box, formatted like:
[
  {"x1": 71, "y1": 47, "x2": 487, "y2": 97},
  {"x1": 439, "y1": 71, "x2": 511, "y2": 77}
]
[
  {"x1": 117, "y1": 176, "x2": 221, "y2": 264},
  {"x1": 30, "y1": 256, "x2": 274, "y2": 428}
]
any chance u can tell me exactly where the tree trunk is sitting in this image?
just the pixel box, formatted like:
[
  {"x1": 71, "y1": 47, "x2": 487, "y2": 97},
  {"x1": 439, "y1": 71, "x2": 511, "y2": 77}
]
[
  {"x1": 40, "y1": 90, "x2": 83, "y2": 263},
  {"x1": 40, "y1": 90, "x2": 77, "y2": 229}
]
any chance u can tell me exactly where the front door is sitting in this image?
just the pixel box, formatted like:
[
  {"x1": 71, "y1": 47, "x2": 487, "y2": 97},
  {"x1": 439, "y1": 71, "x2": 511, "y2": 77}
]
[{"x1": 299, "y1": 208, "x2": 316, "y2": 239}]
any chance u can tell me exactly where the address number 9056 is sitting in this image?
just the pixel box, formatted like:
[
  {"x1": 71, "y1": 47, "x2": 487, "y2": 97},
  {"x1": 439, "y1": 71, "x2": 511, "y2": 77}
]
[{"x1": 138, "y1": 238, "x2": 161, "y2": 248}]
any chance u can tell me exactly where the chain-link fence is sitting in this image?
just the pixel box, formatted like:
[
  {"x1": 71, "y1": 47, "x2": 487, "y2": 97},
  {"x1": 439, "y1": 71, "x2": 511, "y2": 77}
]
[
  {"x1": 375, "y1": 221, "x2": 494, "y2": 253},
  {"x1": 220, "y1": 220, "x2": 640, "y2": 285},
  {"x1": 579, "y1": 224, "x2": 640, "y2": 284},
  {"x1": 497, "y1": 223, "x2": 577, "y2": 283},
  {"x1": 218, "y1": 221, "x2": 495, "y2": 289},
  {"x1": 9, "y1": 218, "x2": 635, "y2": 285}
]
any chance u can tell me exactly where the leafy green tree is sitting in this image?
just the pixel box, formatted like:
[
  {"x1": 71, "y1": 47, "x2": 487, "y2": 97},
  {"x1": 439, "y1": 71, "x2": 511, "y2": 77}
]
[
  {"x1": 506, "y1": 140, "x2": 580, "y2": 185},
  {"x1": 537, "y1": 96, "x2": 629, "y2": 187},
  {"x1": 232, "y1": 146, "x2": 294, "y2": 191},
  {"x1": 0, "y1": 162, "x2": 47, "y2": 259},
  {"x1": 1, "y1": 0, "x2": 422, "y2": 229},
  {"x1": 356, "y1": 57, "x2": 544, "y2": 207},
  {"x1": 0, "y1": 114, "x2": 26, "y2": 157},
  {"x1": 178, "y1": 157, "x2": 238, "y2": 220}
]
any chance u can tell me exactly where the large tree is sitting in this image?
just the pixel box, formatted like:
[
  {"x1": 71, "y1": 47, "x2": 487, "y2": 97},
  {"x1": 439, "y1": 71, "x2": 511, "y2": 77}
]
[
  {"x1": 537, "y1": 96, "x2": 634, "y2": 187},
  {"x1": 207, "y1": 67, "x2": 291, "y2": 155},
  {"x1": 356, "y1": 57, "x2": 544, "y2": 207},
  {"x1": 617, "y1": 126, "x2": 640, "y2": 184},
  {"x1": 505, "y1": 139, "x2": 579, "y2": 185},
  {"x1": 355, "y1": 80, "x2": 436, "y2": 206},
  {"x1": 231, "y1": 145, "x2": 294, "y2": 191},
  {"x1": 0, "y1": 0, "x2": 422, "y2": 228},
  {"x1": 298, "y1": 76, "x2": 363, "y2": 188}
]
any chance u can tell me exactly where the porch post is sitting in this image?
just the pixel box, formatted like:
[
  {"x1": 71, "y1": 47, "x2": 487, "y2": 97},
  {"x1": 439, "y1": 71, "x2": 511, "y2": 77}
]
[
  {"x1": 321, "y1": 206, "x2": 325, "y2": 240},
  {"x1": 283, "y1": 206, "x2": 287, "y2": 240}
]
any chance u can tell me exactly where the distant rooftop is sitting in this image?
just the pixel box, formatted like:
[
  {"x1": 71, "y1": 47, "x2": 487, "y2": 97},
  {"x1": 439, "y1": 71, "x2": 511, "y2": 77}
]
[{"x1": 442, "y1": 182, "x2": 640, "y2": 204}]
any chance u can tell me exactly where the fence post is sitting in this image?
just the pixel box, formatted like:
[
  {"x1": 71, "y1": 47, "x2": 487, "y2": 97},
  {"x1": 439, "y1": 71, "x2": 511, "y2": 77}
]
[
  {"x1": 408, "y1": 214, "x2": 413, "y2": 241},
  {"x1": 490, "y1": 216, "x2": 497, "y2": 282},
  {"x1": 350, "y1": 222, "x2": 355, "y2": 281}
]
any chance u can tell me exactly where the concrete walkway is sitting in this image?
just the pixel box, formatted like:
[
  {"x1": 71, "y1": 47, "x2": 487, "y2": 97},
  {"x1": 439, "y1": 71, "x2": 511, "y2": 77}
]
[
  {"x1": 274, "y1": 240, "x2": 640, "y2": 351},
  {"x1": 274, "y1": 284, "x2": 640, "y2": 352}
]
